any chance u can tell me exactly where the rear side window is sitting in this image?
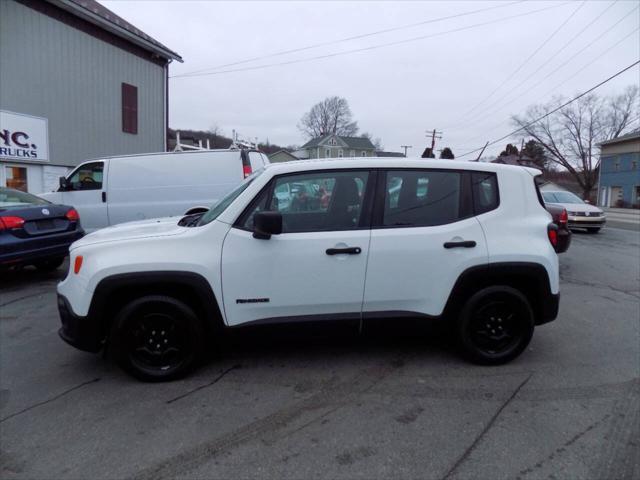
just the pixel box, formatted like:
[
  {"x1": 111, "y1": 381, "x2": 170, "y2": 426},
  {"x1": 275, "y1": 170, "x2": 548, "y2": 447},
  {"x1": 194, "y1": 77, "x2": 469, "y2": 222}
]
[
  {"x1": 471, "y1": 172, "x2": 499, "y2": 215},
  {"x1": 382, "y1": 170, "x2": 467, "y2": 227},
  {"x1": 534, "y1": 177, "x2": 547, "y2": 206}
]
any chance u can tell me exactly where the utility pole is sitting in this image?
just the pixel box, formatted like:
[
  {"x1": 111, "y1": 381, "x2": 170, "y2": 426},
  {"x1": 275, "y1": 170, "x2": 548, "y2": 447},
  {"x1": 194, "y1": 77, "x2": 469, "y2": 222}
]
[
  {"x1": 426, "y1": 129, "x2": 443, "y2": 150},
  {"x1": 400, "y1": 145, "x2": 412, "y2": 157},
  {"x1": 474, "y1": 141, "x2": 490, "y2": 162}
]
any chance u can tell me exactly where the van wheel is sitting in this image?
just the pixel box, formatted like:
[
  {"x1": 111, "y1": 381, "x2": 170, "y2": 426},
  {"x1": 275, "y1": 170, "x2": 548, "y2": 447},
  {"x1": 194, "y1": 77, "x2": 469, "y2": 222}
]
[
  {"x1": 110, "y1": 295, "x2": 205, "y2": 381},
  {"x1": 457, "y1": 286, "x2": 534, "y2": 365},
  {"x1": 34, "y1": 257, "x2": 65, "y2": 272}
]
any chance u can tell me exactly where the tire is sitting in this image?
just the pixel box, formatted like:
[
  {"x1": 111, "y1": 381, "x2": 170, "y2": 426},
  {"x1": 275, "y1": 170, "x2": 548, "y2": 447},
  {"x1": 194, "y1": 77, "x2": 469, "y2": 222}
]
[
  {"x1": 457, "y1": 286, "x2": 535, "y2": 365},
  {"x1": 34, "y1": 257, "x2": 65, "y2": 272},
  {"x1": 587, "y1": 228, "x2": 601, "y2": 234},
  {"x1": 110, "y1": 295, "x2": 205, "y2": 382}
]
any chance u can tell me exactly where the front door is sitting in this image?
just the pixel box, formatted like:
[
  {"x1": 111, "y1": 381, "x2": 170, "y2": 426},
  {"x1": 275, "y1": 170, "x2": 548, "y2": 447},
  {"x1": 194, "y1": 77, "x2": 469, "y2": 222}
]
[
  {"x1": 363, "y1": 169, "x2": 490, "y2": 318},
  {"x1": 221, "y1": 169, "x2": 373, "y2": 327},
  {"x1": 60, "y1": 161, "x2": 109, "y2": 231}
]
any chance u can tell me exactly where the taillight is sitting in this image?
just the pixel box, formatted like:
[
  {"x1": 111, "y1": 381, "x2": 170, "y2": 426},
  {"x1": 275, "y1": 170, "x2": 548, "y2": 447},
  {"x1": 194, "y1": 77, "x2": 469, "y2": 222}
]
[
  {"x1": 65, "y1": 208, "x2": 80, "y2": 221},
  {"x1": 548, "y1": 223, "x2": 559, "y2": 249},
  {"x1": 0, "y1": 216, "x2": 25, "y2": 230},
  {"x1": 73, "y1": 255, "x2": 83, "y2": 274},
  {"x1": 243, "y1": 165, "x2": 252, "y2": 178},
  {"x1": 559, "y1": 209, "x2": 568, "y2": 225}
]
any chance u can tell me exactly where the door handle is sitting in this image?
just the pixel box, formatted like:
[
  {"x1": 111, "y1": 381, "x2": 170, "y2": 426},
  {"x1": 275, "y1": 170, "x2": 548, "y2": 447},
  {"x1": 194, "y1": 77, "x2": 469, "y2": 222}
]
[
  {"x1": 443, "y1": 240, "x2": 476, "y2": 249},
  {"x1": 101, "y1": 192, "x2": 107, "y2": 203},
  {"x1": 326, "y1": 247, "x2": 362, "y2": 255}
]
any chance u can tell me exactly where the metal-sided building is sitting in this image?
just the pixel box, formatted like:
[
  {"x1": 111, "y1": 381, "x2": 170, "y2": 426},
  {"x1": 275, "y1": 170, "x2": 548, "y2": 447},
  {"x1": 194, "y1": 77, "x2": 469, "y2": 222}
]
[
  {"x1": 0, "y1": 0, "x2": 182, "y2": 193},
  {"x1": 597, "y1": 131, "x2": 640, "y2": 209}
]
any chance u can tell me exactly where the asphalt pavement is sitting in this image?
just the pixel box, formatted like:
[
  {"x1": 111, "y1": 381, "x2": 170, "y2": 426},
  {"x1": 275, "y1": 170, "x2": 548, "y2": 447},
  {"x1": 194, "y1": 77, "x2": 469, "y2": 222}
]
[{"x1": 1, "y1": 227, "x2": 639, "y2": 480}]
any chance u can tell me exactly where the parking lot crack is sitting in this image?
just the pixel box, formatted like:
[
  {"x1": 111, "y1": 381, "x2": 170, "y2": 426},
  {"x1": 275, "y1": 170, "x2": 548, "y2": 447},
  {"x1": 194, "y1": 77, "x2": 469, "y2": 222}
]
[
  {"x1": 0, "y1": 378, "x2": 100, "y2": 424},
  {"x1": 165, "y1": 365, "x2": 241, "y2": 404},
  {"x1": 441, "y1": 373, "x2": 533, "y2": 480}
]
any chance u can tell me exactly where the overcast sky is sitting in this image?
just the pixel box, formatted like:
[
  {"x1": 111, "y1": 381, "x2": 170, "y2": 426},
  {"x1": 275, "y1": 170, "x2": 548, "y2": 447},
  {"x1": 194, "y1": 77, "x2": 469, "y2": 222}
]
[{"x1": 102, "y1": 0, "x2": 639, "y2": 158}]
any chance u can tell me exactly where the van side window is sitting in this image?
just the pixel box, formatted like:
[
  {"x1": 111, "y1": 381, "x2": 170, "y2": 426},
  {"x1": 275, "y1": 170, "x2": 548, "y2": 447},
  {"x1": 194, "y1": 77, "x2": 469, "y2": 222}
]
[
  {"x1": 471, "y1": 172, "x2": 499, "y2": 214},
  {"x1": 382, "y1": 170, "x2": 464, "y2": 227},
  {"x1": 64, "y1": 162, "x2": 104, "y2": 191}
]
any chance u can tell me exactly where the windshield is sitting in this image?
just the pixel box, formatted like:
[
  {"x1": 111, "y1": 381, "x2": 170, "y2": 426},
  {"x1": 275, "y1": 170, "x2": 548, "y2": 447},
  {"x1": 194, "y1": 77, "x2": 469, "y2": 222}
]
[
  {"x1": 0, "y1": 187, "x2": 50, "y2": 210},
  {"x1": 543, "y1": 191, "x2": 584, "y2": 204},
  {"x1": 198, "y1": 169, "x2": 264, "y2": 226}
]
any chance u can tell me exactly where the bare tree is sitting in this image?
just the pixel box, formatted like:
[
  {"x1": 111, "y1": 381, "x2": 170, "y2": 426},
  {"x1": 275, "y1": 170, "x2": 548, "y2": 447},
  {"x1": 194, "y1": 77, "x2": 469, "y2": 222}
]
[
  {"x1": 361, "y1": 131, "x2": 383, "y2": 151},
  {"x1": 298, "y1": 96, "x2": 359, "y2": 139},
  {"x1": 512, "y1": 85, "x2": 638, "y2": 198}
]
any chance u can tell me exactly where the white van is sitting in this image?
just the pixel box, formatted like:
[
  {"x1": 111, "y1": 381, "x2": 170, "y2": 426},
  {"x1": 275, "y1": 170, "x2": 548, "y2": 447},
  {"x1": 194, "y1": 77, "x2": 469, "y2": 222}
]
[{"x1": 39, "y1": 149, "x2": 269, "y2": 231}]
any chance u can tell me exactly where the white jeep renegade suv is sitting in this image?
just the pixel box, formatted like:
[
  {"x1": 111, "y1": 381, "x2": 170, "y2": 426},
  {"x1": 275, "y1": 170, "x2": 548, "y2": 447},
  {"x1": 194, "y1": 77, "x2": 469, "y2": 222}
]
[{"x1": 57, "y1": 158, "x2": 560, "y2": 381}]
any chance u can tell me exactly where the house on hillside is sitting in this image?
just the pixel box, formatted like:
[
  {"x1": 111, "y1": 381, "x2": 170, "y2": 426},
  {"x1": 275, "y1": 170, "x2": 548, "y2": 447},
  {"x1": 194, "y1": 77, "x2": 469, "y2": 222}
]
[
  {"x1": 0, "y1": 0, "x2": 181, "y2": 193},
  {"x1": 597, "y1": 131, "x2": 640, "y2": 208},
  {"x1": 268, "y1": 150, "x2": 299, "y2": 163},
  {"x1": 298, "y1": 134, "x2": 376, "y2": 159}
]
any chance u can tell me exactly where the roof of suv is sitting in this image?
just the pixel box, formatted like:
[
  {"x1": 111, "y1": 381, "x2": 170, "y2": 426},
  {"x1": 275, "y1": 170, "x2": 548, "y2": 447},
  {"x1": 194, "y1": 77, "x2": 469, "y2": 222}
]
[{"x1": 264, "y1": 157, "x2": 542, "y2": 176}]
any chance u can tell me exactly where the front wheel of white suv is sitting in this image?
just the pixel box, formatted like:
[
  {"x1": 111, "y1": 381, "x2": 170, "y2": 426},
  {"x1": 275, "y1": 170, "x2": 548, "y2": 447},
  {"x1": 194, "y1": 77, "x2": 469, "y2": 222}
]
[
  {"x1": 457, "y1": 286, "x2": 535, "y2": 365},
  {"x1": 110, "y1": 295, "x2": 206, "y2": 381}
]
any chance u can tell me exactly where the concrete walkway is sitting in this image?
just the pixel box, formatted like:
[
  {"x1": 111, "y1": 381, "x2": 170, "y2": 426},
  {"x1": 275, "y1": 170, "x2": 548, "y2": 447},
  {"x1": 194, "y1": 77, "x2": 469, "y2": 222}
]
[{"x1": 602, "y1": 207, "x2": 640, "y2": 230}]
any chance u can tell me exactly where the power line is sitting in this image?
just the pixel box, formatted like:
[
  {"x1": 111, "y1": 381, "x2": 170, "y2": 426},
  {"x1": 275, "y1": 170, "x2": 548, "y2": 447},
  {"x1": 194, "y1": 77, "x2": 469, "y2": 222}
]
[
  {"x1": 453, "y1": 0, "x2": 586, "y2": 123},
  {"x1": 455, "y1": 24, "x2": 640, "y2": 143},
  {"x1": 171, "y1": 1, "x2": 572, "y2": 79},
  {"x1": 456, "y1": 61, "x2": 640, "y2": 160},
  {"x1": 450, "y1": 3, "x2": 638, "y2": 131},
  {"x1": 173, "y1": 0, "x2": 526, "y2": 78}
]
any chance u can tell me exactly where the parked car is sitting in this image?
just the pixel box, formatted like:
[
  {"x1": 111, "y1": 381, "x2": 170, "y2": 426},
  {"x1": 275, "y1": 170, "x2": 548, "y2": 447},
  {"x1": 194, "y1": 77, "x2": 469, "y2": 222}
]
[
  {"x1": 57, "y1": 159, "x2": 559, "y2": 381},
  {"x1": 544, "y1": 203, "x2": 571, "y2": 253},
  {"x1": 38, "y1": 149, "x2": 270, "y2": 232},
  {"x1": 0, "y1": 187, "x2": 84, "y2": 271},
  {"x1": 541, "y1": 190, "x2": 606, "y2": 233}
]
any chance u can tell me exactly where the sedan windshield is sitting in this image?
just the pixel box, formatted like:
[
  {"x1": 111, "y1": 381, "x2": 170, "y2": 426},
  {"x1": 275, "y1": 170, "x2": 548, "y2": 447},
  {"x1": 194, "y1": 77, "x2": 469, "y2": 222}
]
[
  {"x1": 0, "y1": 188, "x2": 49, "y2": 210},
  {"x1": 198, "y1": 169, "x2": 264, "y2": 226},
  {"x1": 544, "y1": 191, "x2": 584, "y2": 204}
]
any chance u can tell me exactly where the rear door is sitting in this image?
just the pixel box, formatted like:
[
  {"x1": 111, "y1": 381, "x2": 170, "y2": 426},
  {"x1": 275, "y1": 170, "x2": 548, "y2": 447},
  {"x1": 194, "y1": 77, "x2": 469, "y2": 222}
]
[
  {"x1": 221, "y1": 169, "x2": 374, "y2": 327},
  {"x1": 362, "y1": 169, "x2": 489, "y2": 318},
  {"x1": 60, "y1": 161, "x2": 109, "y2": 231}
]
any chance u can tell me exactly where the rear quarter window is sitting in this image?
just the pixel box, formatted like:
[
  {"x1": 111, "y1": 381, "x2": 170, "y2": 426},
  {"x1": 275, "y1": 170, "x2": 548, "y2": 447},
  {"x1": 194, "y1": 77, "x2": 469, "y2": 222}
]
[{"x1": 471, "y1": 172, "x2": 499, "y2": 215}]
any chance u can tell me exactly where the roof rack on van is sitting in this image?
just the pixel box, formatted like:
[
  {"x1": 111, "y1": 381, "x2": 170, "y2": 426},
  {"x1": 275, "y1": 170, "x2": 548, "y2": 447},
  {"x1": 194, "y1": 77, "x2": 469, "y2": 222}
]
[
  {"x1": 173, "y1": 131, "x2": 213, "y2": 152},
  {"x1": 230, "y1": 129, "x2": 259, "y2": 150}
]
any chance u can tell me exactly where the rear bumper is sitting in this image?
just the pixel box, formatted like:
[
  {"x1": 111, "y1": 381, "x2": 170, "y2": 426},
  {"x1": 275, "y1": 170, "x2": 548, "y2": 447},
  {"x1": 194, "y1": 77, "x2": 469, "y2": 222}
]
[
  {"x1": 57, "y1": 294, "x2": 103, "y2": 353},
  {"x1": 1, "y1": 230, "x2": 84, "y2": 266},
  {"x1": 537, "y1": 293, "x2": 560, "y2": 326}
]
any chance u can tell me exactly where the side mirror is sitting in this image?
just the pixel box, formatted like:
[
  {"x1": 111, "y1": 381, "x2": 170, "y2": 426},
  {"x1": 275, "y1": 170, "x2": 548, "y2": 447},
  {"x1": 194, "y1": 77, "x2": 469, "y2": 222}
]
[
  {"x1": 253, "y1": 211, "x2": 282, "y2": 239},
  {"x1": 58, "y1": 176, "x2": 69, "y2": 191},
  {"x1": 583, "y1": 199, "x2": 590, "y2": 204}
]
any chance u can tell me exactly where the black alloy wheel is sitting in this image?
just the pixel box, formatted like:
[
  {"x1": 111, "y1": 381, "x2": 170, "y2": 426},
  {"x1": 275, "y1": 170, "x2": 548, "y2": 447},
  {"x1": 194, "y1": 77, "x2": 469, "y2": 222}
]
[
  {"x1": 458, "y1": 286, "x2": 534, "y2": 365},
  {"x1": 111, "y1": 296, "x2": 205, "y2": 381}
]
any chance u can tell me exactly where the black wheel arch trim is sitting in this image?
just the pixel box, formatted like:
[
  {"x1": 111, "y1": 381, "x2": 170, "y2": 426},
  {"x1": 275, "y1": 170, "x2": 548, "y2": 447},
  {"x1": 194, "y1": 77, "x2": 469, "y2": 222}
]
[
  {"x1": 443, "y1": 262, "x2": 559, "y2": 325},
  {"x1": 85, "y1": 271, "x2": 224, "y2": 349}
]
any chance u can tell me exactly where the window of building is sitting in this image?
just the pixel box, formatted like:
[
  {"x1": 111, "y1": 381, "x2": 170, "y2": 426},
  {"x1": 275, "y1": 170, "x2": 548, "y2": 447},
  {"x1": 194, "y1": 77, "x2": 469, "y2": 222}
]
[
  {"x1": 382, "y1": 170, "x2": 466, "y2": 227},
  {"x1": 325, "y1": 148, "x2": 331, "y2": 157},
  {"x1": 241, "y1": 171, "x2": 370, "y2": 233},
  {"x1": 361, "y1": 151, "x2": 367, "y2": 157},
  {"x1": 122, "y1": 83, "x2": 138, "y2": 134},
  {"x1": 5, "y1": 166, "x2": 28, "y2": 192},
  {"x1": 64, "y1": 162, "x2": 104, "y2": 191},
  {"x1": 632, "y1": 160, "x2": 638, "y2": 170},
  {"x1": 338, "y1": 149, "x2": 343, "y2": 157},
  {"x1": 351, "y1": 150, "x2": 356, "y2": 157},
  {"x1": 614, "y1": 161, "x2": 620, "y2": 171}
]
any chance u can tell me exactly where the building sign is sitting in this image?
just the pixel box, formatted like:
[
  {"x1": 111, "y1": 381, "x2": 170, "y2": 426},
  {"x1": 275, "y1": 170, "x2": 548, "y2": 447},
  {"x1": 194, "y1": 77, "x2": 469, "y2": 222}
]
[{"x1": 0, "y1": 110, "x2": 49, "y2": 162}]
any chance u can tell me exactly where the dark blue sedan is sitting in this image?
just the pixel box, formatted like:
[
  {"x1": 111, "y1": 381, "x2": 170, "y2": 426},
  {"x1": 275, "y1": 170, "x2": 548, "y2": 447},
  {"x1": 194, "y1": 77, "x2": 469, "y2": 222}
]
[{"x1": 0, "y1": 187, "x2": 84, "y2": 271}]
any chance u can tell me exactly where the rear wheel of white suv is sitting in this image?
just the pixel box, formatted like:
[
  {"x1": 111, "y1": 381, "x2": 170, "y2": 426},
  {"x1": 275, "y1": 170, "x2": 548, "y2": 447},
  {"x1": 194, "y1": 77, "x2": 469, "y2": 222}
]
[
  {"x1": 457, "y1": 286, "x2": 534, "y2": 365},
  {"x1": 110, "y1": 295, "x2": 205, "y2": 381}
]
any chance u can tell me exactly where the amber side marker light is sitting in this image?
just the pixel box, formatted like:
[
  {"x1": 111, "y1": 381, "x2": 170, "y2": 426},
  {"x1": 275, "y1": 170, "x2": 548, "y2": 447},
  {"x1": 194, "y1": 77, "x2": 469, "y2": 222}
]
[{"x1": 74, "y1": 255, "x2": 83, "y2": 274}]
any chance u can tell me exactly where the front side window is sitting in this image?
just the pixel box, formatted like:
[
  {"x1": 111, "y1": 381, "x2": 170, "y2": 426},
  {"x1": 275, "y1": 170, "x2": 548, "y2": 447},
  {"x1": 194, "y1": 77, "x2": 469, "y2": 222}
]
[
  {"x1": 64, "y1": 162, "x2": 103, "y2": 191},
  {"x1": 240, "y1": 170, "x2": 369, "y2": 233},
  {"x1": 382, "y1": 170, "x2": 465, "y2": 227},
  {"x1": 198, "y1": 169, "x2": 264, "y2": 226}
]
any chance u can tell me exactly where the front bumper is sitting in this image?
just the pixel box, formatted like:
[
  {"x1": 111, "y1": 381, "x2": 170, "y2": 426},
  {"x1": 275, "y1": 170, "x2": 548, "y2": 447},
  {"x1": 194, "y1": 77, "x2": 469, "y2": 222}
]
[
  {"x1": 567, "y1": 216, "x2": 606, "y2": 229},
  {"x1": 57, "y1": 294, "x2": 103, "y2": 353}
]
